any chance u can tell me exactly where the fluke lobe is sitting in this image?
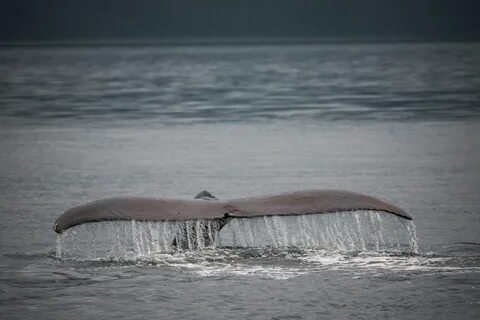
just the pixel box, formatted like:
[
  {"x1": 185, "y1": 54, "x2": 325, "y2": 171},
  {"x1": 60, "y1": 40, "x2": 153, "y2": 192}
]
[{"x1": 54, "y1": 189, "x2": 411, "y2": 233}]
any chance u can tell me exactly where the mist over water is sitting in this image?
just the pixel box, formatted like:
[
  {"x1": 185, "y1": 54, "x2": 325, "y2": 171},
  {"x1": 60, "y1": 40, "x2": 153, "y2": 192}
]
[{"x1": 1, "y1": 43, "x2": 480, "y2": 319}]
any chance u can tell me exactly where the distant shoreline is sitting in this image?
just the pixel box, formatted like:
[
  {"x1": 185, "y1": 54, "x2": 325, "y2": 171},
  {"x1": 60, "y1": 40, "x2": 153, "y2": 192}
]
[{"x1": 1, "y1": 37, "x2": 479, "y2": 48}]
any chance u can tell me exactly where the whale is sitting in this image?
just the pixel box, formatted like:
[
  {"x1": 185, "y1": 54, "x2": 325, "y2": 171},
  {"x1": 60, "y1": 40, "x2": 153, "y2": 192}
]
[{"x1": 53, "y1": 189, "x2": 411, "y2": 234}]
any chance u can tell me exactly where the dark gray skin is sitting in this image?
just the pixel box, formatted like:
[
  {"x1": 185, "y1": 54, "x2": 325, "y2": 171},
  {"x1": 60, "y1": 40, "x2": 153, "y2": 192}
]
[
  {"x1": 54, "y1": 189, "x2": 411, "y2": 233},
  {"x1": 193, "y1": 190, "x2": 217, "y2": 200}
]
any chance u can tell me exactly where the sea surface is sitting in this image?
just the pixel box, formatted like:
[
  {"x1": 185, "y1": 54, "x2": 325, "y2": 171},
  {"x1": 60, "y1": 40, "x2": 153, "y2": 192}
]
[{"x1": 0, "y1": 43, "x2": 479, "y2": 319}]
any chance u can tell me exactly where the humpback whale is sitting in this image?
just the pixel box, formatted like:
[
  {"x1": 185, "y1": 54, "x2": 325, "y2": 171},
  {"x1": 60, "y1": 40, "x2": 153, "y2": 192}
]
[{"x1": 53, "y1": 189, "x2": 411, "y2": 234}]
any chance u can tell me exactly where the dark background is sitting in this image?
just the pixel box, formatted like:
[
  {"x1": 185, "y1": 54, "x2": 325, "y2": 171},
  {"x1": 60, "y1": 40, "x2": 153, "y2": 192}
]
[{"x1": 1, "y1": 0, "x2": 479, "y2": 43}]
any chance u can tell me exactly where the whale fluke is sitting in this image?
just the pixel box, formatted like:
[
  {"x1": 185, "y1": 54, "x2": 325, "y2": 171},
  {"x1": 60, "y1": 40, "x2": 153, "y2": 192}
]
[{"x1": 53, "y1": 189, "x2": 411, "y2": 233}]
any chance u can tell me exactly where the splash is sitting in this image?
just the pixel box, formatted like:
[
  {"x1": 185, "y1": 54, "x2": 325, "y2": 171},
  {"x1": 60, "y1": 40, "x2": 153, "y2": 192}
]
[
  {"x1": 56, "y1": 220, "x2": 220, "y2": 260},
  {"x1": 56, "y1": 210, "x2": 418, "y2": 260},
  {"x1": 218, "y1": 211, "x2": 417, "y2": 252}
]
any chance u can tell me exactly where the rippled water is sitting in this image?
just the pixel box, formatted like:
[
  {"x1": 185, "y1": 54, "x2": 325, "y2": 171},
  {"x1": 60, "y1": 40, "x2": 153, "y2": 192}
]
[
  {"x1": 1, "y1": 43, "x2": 480, "y2": 123},
  {"x1": 0, "y1": 43, "x2": 479, "y2": 319}
]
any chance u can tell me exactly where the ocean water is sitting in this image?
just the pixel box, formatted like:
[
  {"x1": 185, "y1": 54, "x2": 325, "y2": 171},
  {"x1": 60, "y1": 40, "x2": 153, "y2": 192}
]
[{"x1": 0, "y1": 43, "x2": 479, "y2": 319}]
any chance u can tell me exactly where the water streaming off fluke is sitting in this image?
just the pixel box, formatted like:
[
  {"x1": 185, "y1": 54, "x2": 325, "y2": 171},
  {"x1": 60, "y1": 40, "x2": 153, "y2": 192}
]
[{"x1": 56, "y1": 210, "x2": 418, "y2": 260}]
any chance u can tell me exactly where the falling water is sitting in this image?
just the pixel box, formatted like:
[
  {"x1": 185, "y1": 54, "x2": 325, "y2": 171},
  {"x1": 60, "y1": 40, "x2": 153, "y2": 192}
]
[
  {"x1": 56, "y1": 220, "x2": 220, "y2": 260},
  {"x1": 56, "y1": 210, "x2": 418, "y2": 260},
  {"x1": 218, "y1": 211, "x2": 418, "y2": 253}
]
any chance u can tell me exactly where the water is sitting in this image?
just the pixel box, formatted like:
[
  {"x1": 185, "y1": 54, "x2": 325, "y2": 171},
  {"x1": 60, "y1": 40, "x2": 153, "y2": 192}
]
[
  {"x1": 1, "y1": 43, "x2": 480, "y2": 124},
  {"x1": 219, "y1": 211, "x2": 418, "y2": 251},
  {"x1": 55, "y1": 211, "x2": 418, "y2": 259},
  {"x1": 1, "y1": 43, "x2": 480, "y2": 319},
  {"x1": 56, "y1": 219, "x2": 222, "y2": 259}
]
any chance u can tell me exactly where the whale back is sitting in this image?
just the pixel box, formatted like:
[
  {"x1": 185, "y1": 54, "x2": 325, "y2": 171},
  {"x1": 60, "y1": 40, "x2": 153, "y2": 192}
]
[{"x1": 194, "y1": 190, "x2": 217, "y2": 200}]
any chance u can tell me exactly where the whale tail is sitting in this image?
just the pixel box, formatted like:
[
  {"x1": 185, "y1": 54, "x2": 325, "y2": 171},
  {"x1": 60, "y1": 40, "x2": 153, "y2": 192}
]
[{"x1": 53, "y1": 190, "x2": 411, "y2": 234}]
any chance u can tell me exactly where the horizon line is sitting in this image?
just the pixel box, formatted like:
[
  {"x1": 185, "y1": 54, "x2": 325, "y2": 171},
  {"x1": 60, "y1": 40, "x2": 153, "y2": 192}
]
[{"x1": 2, "y1": 36, "x2": 480, "y2": 48}]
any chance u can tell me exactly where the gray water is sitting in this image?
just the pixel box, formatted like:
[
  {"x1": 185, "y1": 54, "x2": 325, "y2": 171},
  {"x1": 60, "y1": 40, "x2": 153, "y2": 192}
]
[{"x1": 0, "y1": 43, "x2": 479, "y2": 319}]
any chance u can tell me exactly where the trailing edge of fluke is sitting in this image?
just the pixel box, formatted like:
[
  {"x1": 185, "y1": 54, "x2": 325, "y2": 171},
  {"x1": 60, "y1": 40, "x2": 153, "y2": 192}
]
[{"x1": 53, "y1": 189, "x2": 411, "y2": 234}]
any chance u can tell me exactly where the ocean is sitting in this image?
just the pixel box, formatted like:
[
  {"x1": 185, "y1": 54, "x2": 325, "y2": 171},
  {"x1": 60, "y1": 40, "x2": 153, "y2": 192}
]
[{"x1": 0, "y1": 42, "x2": 479, "y2": 319}]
